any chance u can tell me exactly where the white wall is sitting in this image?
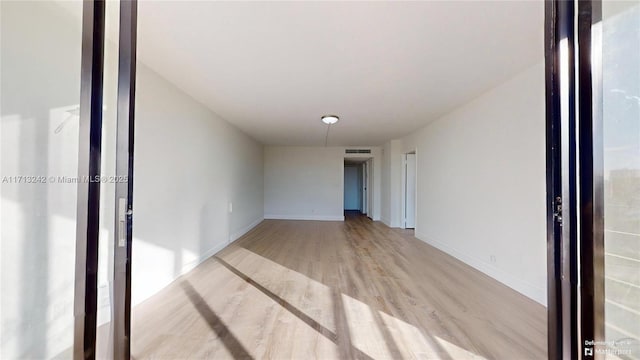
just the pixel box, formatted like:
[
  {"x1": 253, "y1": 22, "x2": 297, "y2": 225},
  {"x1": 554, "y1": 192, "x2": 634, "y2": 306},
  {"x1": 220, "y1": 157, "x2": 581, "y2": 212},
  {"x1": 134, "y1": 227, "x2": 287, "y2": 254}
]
[
  {"x1": 264, "y1": 146, "x2": 382, "y2": 221},
  {"x1": 264, "y1": 147, "x2": 344, "y2": 221},
  {"x1": 132, "y1": 64, "x2": 264, "y2": 305},
  {"x1": 380, "y1": 140, "x2": 403, "y2": 227},
  {"x1": 383, "y1": 63, "x2": 547, "y2": 305}
]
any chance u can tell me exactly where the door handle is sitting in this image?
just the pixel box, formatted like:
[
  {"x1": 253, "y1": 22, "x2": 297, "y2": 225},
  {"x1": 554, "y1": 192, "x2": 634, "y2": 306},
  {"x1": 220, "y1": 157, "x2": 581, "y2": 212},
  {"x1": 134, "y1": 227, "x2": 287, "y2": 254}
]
[{"x1": 118, "y1": 198, "x2": 126, "y2": 247}]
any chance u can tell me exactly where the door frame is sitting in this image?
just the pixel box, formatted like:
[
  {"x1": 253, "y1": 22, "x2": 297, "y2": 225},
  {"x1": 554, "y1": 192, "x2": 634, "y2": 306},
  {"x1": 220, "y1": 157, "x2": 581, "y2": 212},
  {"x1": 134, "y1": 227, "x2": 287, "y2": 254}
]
[
  {"x1": 401, "y1": 151, "x2": 417, "y2": 229},
  {"x1": 545, "y1": 0, "x2": 605, "y2": 358},
  {"x1": 74, "y1": 1, "x2": 138, "y2": 359},
  {"x1": 366, "y1": 158, "x2": 373, "y2": 218},
  {"x1": 74, "y1": 1, "x2": 106, "y2": 357},
  {"x1": 343, "y1": 156, "x2": 374, "y2": 216},
  {"x1": 362, "y1": 161, "x2": 367, "y2": 215},
  {"x1": 112, "y1": 0, "x2": 137, "y2": 358}
]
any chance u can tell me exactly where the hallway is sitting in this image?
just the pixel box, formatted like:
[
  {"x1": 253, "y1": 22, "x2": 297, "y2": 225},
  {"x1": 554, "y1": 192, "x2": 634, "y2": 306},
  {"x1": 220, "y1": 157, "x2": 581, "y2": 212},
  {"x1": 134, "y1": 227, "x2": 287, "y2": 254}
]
[{"x1": 131, "y1": 215, "x2": 546, "y2": 359}]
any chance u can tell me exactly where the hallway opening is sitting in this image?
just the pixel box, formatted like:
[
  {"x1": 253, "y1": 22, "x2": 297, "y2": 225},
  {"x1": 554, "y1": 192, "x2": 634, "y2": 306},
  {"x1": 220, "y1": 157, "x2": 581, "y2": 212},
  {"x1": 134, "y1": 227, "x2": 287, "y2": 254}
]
[{"x1": 344, "y1": 158, "x2": 372, "y2": 217}]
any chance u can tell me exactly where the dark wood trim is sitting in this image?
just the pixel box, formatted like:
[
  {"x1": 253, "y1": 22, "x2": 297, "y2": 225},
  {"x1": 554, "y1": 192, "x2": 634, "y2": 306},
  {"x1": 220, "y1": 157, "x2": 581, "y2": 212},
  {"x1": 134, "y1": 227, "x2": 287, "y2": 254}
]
[
  {"x1": 112, "y1": 0, "x2": 137, "y2": 359},
  {"x1": 74, "y1": 1, "x2": 105, "y2": 359}
]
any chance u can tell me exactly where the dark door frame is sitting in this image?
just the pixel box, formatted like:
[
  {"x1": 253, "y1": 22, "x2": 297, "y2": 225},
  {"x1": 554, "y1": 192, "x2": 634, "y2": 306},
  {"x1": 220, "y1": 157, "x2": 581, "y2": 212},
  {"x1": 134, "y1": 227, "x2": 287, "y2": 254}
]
[
  {"x1": 74, "y1": 1, "x2": 137, "y2": 359},
  {"x1": 74, "y1": 1, "x2": 105, "y2": 358},
  {"x1": 545, "y1": 0, "x2": 605, "y2": 358},
  {"x1": 112, "y1": 0, "x2": 137, "y2": 359},
  {"x1": 577, "y1": 0, "x2": 605, "y2": 355}
]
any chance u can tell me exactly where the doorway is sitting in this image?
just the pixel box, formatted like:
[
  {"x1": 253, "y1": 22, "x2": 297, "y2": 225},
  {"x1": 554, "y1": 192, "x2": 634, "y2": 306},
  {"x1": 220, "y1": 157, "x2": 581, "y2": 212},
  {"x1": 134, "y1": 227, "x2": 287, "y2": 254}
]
[
  {"x1": 344, "y1": 161, "x2": 363, "y2": 212},
  {"x1": 344, "y1": 158, "x2": 371, "y2": 216},
  {"x1": 402, "y1": 152, "x2": 416, "y2": 229}
]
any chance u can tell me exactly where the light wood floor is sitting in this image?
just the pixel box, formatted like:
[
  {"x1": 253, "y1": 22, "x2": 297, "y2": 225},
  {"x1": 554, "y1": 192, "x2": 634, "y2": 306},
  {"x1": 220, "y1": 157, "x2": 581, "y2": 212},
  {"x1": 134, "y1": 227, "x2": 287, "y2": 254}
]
[{"x1": 132, "y1": 213, "x2": 547, "y2": 359}]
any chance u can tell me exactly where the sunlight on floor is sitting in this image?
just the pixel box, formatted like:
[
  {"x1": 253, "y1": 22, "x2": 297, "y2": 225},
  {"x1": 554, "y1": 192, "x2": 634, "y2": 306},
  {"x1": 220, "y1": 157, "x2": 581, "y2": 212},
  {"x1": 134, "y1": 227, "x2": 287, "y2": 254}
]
[
  {"x1": 342, "y1": 293, "x2": 393, "y2": 359},
  {"x1": 222, "y1": 246, "x2": 336, "y2": 333},
  {"x1": 210, "y1": 245, "x2": 486, "y2": 359},
  {"x1": 378, "y1": 310, "x2": 439, "y2": 358},
  {"x1": 434, "y1": 336, "x2": 487, "y2": 359}
]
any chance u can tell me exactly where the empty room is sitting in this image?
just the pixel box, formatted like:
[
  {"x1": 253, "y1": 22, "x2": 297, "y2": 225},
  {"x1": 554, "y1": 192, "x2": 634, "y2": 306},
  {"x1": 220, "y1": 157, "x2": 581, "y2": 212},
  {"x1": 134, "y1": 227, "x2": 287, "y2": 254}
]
[{"x1": 1, "y1": 0, "x2": 639, "y2": 359}]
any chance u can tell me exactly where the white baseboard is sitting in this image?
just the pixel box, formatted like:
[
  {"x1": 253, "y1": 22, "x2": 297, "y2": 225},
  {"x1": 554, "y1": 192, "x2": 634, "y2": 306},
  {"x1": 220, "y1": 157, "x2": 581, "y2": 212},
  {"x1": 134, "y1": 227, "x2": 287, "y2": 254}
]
[
  {"x1": 381, "y1": 217, "x2": 402, "y2": 228},
  {"x1": 180, "y1": 217, "x2": 264, "y2": 275},
  {"x1": 264, "y1": 214, "x2": 345, "y2": 221},
  {"x1": 415, "y1": 231, "x2": 547, "y2": 306},
  {"x1": 230, "y1": 217, "x2": 264, "y2": 242},
  {"x1": 180, "y1": 241, "x2": 227, "y2": 275}
]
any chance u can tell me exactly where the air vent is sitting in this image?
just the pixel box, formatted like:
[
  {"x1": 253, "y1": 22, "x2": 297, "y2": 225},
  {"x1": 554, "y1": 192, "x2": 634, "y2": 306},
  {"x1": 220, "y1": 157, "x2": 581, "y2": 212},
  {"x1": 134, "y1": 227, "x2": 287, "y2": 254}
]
[{"x1": 345, "y1": 149, "x2": 371, "y2": 154}]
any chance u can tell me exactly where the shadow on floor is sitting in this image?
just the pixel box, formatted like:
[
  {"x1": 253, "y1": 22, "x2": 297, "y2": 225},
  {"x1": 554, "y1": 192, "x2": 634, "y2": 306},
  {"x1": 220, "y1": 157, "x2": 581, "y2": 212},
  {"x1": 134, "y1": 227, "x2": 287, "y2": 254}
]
[{"x1": 180, "y1": 281, "x2": 254, "y2": 360}]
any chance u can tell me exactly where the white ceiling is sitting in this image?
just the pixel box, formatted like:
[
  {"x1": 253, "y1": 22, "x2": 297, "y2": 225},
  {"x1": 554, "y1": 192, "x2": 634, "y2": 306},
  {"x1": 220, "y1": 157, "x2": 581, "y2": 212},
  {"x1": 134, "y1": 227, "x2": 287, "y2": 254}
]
[{"x1": 136, "y1": 1, "x2": 543, "y2": 146}]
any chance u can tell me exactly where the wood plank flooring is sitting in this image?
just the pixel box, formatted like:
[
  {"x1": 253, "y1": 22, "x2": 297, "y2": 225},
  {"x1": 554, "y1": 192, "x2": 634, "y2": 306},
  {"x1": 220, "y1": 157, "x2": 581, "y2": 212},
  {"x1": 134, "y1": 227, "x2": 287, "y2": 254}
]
[{"x1": 131, "y1": 213, "x2": 547, "y2": 359}]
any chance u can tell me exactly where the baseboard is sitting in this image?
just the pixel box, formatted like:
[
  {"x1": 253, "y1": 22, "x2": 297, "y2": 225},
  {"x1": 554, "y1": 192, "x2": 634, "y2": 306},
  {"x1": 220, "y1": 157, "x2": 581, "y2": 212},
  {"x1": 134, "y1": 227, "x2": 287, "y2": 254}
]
[
  {"x1": 415, "y1": 231, "x2": 547, "y2": 306},
  {"x1": 230, "y1": 217, "x2": 264, "y2": 242},
  {"x1": 180, "y1": 217, "x2": 264, "y2": 275},
  {"x1": 180, "y1": 241, "x2": 227, "y2": 275},
  {"x1": 380, "y1": 217, "x2": 402, "y2": 228},
  {"x1": 264, "y1": 214, "x2": 345, "y2": 221}
]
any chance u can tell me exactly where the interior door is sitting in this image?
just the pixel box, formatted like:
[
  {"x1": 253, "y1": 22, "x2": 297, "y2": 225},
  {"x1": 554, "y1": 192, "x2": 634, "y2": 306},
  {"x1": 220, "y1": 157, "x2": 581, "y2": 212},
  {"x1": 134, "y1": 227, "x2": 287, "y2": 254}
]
[{"x1": 405, "y1": 154, "x2": 416, "y2": 229}]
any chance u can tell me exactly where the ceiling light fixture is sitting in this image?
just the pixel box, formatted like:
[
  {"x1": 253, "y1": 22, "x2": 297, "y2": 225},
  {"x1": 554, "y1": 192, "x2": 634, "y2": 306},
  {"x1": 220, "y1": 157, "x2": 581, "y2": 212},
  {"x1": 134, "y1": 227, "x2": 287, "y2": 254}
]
[
  {"x1": 321, "y1": 115, "x2": 339, "y2": 147},
  {"x1": 321, "y1": 115, "x2": 339, "y2": 125}
]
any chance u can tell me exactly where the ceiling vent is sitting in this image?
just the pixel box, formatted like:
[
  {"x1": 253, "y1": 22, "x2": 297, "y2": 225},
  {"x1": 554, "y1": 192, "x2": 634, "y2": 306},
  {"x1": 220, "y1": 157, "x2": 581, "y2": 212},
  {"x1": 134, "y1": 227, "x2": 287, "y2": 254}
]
[{"x1": 345, "y1": 149, "x2": 371, "y2": 154}]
